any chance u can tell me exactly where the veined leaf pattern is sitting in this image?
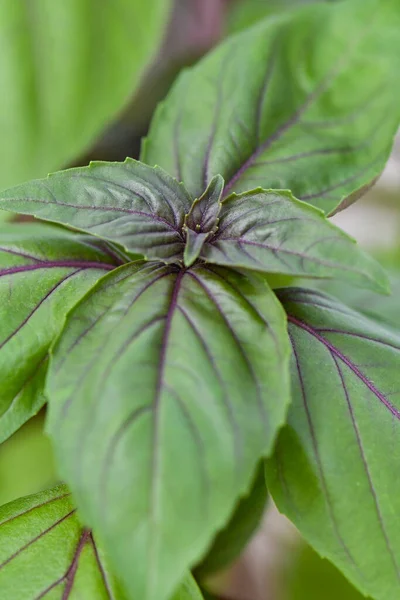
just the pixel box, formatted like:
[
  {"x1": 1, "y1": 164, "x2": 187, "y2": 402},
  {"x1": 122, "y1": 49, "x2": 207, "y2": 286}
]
[{"x1": 267, "y1": 287, "x2": 400, "y2": 600}]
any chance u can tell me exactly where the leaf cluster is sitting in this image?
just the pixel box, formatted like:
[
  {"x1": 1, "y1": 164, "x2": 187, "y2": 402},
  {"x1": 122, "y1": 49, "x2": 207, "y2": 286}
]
[{"x1": 0, "y1": 1, "x2": 400, "y2": 599}]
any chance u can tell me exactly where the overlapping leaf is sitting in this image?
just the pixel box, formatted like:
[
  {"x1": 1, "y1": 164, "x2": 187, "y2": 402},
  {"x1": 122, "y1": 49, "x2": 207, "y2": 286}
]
[
  {"x1": 143, "y1": 0, "x2": 400, "y2": 214},
  {"x1": 316, "y1": 273, "x2": 400, "y2": 332},
  {"x1": 267, "y1": 288, "x2": 400, "y2": 600},
  {"x1": 0, "y1": 484, "x2": 202, "y2": 600},
  {"x1": 199, "y1": 189, "x2": 387, "y2": 291},
  {"x1": 46, "y1": 261, "x2": 290, "y2": 600},
  {"x1": 0, "y1": 223, "x2": 117, "y2": 443},
  {"x1": 195, "y1": 463, "x2": 267, "y2": 578},
  {"x1": 0, "y1": 0, "x2": 170, "y2": 189},
  {"x1": 0, "y1": 160, "x2": 193, "y2": 260}
]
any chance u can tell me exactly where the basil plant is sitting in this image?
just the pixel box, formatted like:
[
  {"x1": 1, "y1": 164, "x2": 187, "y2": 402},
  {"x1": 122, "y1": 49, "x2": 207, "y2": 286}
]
[{"x1": 0, "y1": 1, "x2": 399, "y2": 599}]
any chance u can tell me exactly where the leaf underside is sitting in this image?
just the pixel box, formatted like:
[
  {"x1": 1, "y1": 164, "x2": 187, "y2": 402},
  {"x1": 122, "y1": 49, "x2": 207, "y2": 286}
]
[
  {"x1": 46, "y1": 261, "x2": 290, "y2": 600},
  {"x1": 143, "y1": 0, "x2": 400, "y2": 215},
  {"x1": 0, "y1": 223, "x2": 117, "y2": 443},
  {"x1": 267, "y1": 287, "x2": 400, "y2": 600}
]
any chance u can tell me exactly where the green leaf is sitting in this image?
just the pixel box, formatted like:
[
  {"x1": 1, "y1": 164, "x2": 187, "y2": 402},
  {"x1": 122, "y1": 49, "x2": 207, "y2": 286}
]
[
  {"x1": 0, "y1": 160, "x2": 193, "y2": 261},
  {"x1": 314, "y1": 273, "x2": 400, "y2": 332},
  {"x1": 195, "y1": 463, "x2": 267, "y2": 578},
  {"x1": 0, "y1": 212, "x2": 11, "y2": 224},
  {"x1": 226, "y1": 0, "x2": 320, "y2": 35},
  {"x1": 183, "y1": 175, "x2": 224, "y2": 267},
  {"x1": 0, "y1": 484, "x2": 125, "y2": 599},
  {"x1": 267, "y1": 287, "x2": 400, "y2": 600},
  {"x1": 0, "y1": 0, "x2": 170, "y2": 190},
  {"x1": 287, "y1": 543, "x2": 364, "y2": 600},
  {"x1": 0, "y1": 484, "x2": 201, "y2": 600},
  {"x1": 199, "y1": 189, "x2": 388, "y2": 293},
  {"x1": 143, "y1": 0, "x2": 400, "y2": 215},
  {"x1": 46, "y1": 261, "x2": 290, "y2": 600},
  {"x1": 0, "y1": 223, "x2": 117, "y2": 443},
  {"x1": 174, "y1": 576, "x2": 205, "y2": 600}
]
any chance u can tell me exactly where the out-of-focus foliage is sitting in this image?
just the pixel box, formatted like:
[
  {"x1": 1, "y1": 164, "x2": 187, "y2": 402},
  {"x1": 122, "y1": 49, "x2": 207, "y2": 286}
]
[
  {"x1": 315, "y1": 246, "x2": 400, "y2": 330},
  {"x1": 226, "y1": 0, "x2": 329, "y2": 34},
  {"x1": 286, "y1": 544, "x2": 364, "y2": 600},
  {"x1": 0, "y1": 0, "x2": 170, "y2": 190},
  {"x1": 0, "y1": 413, "x2": 56, "y2": 507}
]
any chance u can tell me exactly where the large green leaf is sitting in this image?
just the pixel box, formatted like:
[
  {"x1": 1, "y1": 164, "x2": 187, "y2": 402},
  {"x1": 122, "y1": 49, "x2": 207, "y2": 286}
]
[
  {"x1": 0, "y1": 160, "x2": 193, "y2": 260},
  {"x1": 194, "y1": 463, "x2": 267, "y2": 578},
  {"x1": 0, "y1": 484, "x2": 202, "y2": 600},
  {"x1": 199, "y1": 189, "x2": 387, "y2": 292},
  {"x1": 267, "y1": 287, "x2": 400, "y2": 600},
  {"x1": 0, "y1": 0, "x2": 170, "y2": 189},
  {"x1": 46, "y1": 261, "x2": 290, "y2": 600},
  {"x1": 142, "y1": 0, "x2": 400, "y2": 215},
  {"x1": 0, "y1": 223, "x2": 117, "y2": 443}
]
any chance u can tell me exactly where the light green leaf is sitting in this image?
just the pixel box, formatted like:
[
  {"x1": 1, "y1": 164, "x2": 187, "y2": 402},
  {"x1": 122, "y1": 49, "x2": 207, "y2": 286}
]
[
  {"x1": 267, "y1": 287, "x2": 400, "y2": 600},
  {"x1": 200, "y1": 189, "x2": 388, "y2": 292},
  {"x1": 0, "y1": 484, "x2": 201, "y2": 600},
  {"x1": 0, "y1": 160, "x2": 193, "y2": 261},
  {"x1": 143, "y1": 0, "x2": 400, "y2": 215},
  {"x1": 0, "y1": 212, "x2": 11, "y2": 224},
  {"x1": 46, "y1": 261, "x2": 290, "y2": 600},
  {"x1": 174, "y1": 576, "x2": 205, "y2": 600},
  {"x1": 0, "y1": 484, "x2": 125, "y2": 599},
  {"x1": 0, "y1": 0, "x2": 170, "y2": 189},
  {"x1": 226, "y1": 0, "x2": 325, "y2": 35},
  {"x1": 195, "y1": 463, "x2": 267, "y2": 578},
  {"x1": 0, "y1": 223, "x2": 117, "y2": 443}
]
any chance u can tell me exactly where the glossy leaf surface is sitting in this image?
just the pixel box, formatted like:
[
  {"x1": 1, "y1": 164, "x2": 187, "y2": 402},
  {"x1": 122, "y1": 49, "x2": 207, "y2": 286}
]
[
  {"x1": 0, "y1": 484, "x2": 202, "y2": 600},
  {"x1": 0, "y1": 0, "x2": 170, "y2": 189},
  {"x1": 143, "y1": 0, "x2": 400, "y2": 214},
  {"x1": 267, "y1": 288, "x2": 400, "y2": 600},
  {"x1": 46, "y1": 262, "x2": 290, "y2": 600},
  {"x1": 200, "y1": 189, "x2": 387, "y2": 292},
  {"x1": 0, "y1": 160, "x2": 193, "y2": 260},
  {"x1": 0, "y1": 223, "x2": 116, "y2": 443}
]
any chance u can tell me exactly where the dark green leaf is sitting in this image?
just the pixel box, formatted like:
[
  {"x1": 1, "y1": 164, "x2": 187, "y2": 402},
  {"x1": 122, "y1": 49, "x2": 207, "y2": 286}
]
[
  {"x1": 0, "y1": 0, "x2": 170, "y2": 189},
  {"x1": 184, "y1": 230, "x2": 209, "y2": 268},
  {"x1": 267, "y1": 287, "x2": 400, "y2": 600},
  {"x1": 183, "y1": 175, "x2": 224, "y2": 267},
  {"x1": 0, "y1": 484, "x2": 202, "y2": 600},
  {"x1": 195, "y1": 463, "x2": 267, "y2": 578},
  {"x1": 0, "y1": 160, "x2": 193, "y2": 261},
  {"x1": 200, "y1": 189, "x2": 388, "y2": 292},
  {"x1": 143, "y1": 0, "x2": 400, "y2": 214},
  {"x1": 0, "y1": 223, "x2": 116, "y2": 443},
  {"x1": 46, "y1": 261, "x2": 290, "y2": 600},
  {"x1": 184, "y1": 175, "x2": 224, "y2": 234}
]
